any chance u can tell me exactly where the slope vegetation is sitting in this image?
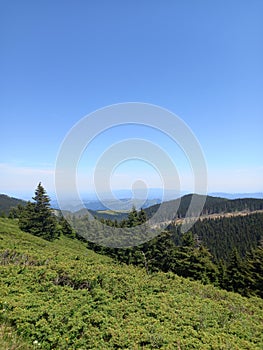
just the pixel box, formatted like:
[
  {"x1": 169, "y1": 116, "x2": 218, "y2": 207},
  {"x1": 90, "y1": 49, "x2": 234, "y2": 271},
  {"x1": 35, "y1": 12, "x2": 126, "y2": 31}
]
[{"x1": 1, "y1": 218, "x2": 263, "y2": 349}]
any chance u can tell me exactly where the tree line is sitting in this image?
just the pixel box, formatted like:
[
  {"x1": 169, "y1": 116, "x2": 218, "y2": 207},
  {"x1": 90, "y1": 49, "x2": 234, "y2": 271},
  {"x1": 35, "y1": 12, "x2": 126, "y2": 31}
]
[
  {"x1": 88, "y1": 208, "x2": 263, "y2": 298},
  {"x1": 167, "y1": 213, "x2": 263, "y2": 262}
]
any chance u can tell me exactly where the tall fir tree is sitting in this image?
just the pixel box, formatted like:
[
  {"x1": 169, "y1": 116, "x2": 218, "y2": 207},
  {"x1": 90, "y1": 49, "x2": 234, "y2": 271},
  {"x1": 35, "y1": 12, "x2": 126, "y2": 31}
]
[
  {"x1": 245, "y1": 245, "x2": 263, "y2": 297},
  {"x1": 225, "y1": 248, "x2": 248, "y2": 295},
  {"x1": 19, "y1": 183, "x2": 60, "y2": 241},
  {"x1": 127, "y1": 206, "x2": 139, "y2": 227},
  {"x1": 58, "y1": 214, "x2": 76, "y2": 239}
]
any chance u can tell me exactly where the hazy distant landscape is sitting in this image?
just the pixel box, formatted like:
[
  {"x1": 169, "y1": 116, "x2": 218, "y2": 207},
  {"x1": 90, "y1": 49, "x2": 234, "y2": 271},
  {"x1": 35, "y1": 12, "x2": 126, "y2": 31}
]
[{"x1": 50, "y1": 191, "x2": 263, "y2": 212}]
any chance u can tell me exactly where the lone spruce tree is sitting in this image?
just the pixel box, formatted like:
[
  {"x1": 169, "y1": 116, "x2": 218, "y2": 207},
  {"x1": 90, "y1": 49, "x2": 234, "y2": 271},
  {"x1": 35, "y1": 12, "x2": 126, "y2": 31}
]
[{"x1": 19, "y1": 182, "x2": 60, "y2": 241}]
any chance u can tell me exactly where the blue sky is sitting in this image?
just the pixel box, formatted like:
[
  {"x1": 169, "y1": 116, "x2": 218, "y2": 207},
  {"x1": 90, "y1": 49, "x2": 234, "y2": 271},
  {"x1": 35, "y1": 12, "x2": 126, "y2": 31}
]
[{"x1": 1, "y1": 0, "x2": 262, "y2": 199}]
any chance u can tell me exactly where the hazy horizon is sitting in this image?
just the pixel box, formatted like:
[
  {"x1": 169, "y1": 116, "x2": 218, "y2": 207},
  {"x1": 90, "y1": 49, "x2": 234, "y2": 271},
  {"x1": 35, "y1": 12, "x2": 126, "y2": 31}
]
[{"x1": 2, "y1": 188, "x2": 263, "y2": 203}]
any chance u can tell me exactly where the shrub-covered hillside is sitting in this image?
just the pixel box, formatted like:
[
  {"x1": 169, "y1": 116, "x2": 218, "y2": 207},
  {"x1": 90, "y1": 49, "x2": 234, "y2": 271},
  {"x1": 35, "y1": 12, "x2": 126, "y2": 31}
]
[{"x1": 1, "y1": 218, "x2": 263, "y2": 349}]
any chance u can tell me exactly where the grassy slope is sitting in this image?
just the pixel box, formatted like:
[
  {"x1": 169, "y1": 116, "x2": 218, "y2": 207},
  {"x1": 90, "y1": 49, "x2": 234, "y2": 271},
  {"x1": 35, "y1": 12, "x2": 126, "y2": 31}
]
[{"x1": 0, "y1": 218, "x2": 263, "y2": 350}]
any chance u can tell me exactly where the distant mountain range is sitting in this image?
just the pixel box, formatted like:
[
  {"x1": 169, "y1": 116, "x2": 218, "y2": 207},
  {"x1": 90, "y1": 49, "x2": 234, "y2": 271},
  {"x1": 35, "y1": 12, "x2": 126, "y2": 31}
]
[
  {"x1": 51, "y1": 191, "x2": 263, "y2": 212},
  {"x1": 69, "y1": 194, "x2": 263, "y2": 226},
  {"x1": 209, "y1": 192, "x2": 263, "y2": 199},
  {"x1": 51, "y1": 198, "x2": 162, "y2": 212},
  {"x1": 1, "y1": 191, "x2": 263, "y2": 215}
]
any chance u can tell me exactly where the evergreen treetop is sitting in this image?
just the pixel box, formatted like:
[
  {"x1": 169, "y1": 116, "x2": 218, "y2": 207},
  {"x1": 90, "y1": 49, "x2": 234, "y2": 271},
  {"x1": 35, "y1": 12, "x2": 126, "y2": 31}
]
[{"x1": 19, "y1": 183, "x2": 60, "y2": 241}]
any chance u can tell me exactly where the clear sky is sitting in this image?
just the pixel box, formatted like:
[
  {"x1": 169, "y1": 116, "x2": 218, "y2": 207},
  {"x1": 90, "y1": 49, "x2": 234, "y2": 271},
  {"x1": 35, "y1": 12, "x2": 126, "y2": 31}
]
[{"x1": 1, "y1": 0, "x2": 262, "y2": 199}]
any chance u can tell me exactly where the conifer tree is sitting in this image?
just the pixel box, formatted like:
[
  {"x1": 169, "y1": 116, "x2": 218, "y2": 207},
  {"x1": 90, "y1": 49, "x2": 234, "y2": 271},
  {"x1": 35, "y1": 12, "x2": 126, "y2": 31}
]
[
  {"x1": 245, "y1": 246, "x2": 263, "y2": 297},
  {"x1": 138, "y1": 208, "x2": 147, "y2": 224},
  {"x1": 58, "y1": 214, "x2": 76, "y2": 239},
  {"x1": 127, "y1": 206, "x2": 139, "y2": 227},
  {"x1": 225, "y1": 248, "x2": 248, "y2": 295},
  {"x1": 19, "y1": 183, "x2": 60, "y2": 241}
]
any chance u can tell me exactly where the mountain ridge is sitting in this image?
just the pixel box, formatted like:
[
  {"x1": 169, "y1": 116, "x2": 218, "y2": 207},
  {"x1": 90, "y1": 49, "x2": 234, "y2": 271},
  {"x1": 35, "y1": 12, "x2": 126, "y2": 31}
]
[{"x1": 0, "y1": 194, "x2": 26, "y2": 215}]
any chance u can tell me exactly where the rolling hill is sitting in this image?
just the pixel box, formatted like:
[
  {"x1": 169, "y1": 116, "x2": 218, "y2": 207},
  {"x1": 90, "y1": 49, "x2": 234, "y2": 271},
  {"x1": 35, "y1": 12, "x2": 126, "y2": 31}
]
[
  {"x1": 144, "y1": 194, "x2": 263, "y2": 224},
  {"x1": 0, "y1": 218, "x2": 263, "y2": 349}
]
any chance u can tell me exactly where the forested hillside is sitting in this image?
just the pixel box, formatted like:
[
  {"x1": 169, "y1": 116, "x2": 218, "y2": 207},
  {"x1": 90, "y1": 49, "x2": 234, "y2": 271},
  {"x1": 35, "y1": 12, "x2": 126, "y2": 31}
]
[
  {"x1": 169, "y1": 212, "x2": 263, "y2": 261},
  {"x1": 144, "y1": 194, "x2": 263, "y2": 223},
  {"x1": 0, "y1": 195, "x2": 26, "y2": 216},
  {"x1": 1, "y1": 218, "x2": 263, "y2": 349},
  {"x1": 87, "y1": 210, "x2": 263, "y2": 298}
]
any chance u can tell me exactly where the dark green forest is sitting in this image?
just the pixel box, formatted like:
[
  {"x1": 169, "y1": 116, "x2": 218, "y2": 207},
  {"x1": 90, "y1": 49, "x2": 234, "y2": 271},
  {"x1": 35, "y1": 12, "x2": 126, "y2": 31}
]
[
  {"x1": 170, "y1": 213, "x2": 263, "y2": 261},
  {"x1": 87, "y1": 213, "x2": 263, "y2": 298}
]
